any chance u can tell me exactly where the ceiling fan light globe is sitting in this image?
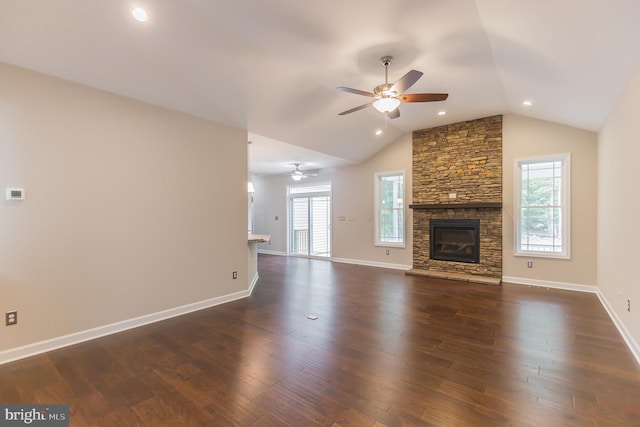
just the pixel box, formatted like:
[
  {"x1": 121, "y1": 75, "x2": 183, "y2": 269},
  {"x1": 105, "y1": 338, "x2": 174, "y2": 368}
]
[
  {"x1": 373, "y1": 97, "x2": 401, "y2": 113},
  {"x1": 291, "y1": 174, "x2": 303, "y2": 181},
  {"x1": 132, "y1": 7, "x2": 149, "y2": 22}
]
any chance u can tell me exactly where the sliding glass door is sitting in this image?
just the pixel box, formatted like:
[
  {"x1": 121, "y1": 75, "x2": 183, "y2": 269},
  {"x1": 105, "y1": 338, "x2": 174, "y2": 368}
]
[{"x1": 289, "y1": 184, "x2": 331, "y2": 257}]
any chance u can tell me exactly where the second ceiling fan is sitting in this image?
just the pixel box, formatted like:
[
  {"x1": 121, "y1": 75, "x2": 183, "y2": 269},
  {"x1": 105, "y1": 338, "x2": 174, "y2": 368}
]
[
  {"x1": 289, "y1": 163, "x2": 318, "y2": 181},
  {"x1": 337, "y1": 56, "x2": 448, "y2": 119}
]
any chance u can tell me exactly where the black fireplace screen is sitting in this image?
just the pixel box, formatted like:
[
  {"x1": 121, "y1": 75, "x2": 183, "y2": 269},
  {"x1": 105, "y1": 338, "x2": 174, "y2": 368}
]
[{"x1": 430, "y1": 219, "x2": 480, "y2": 263}]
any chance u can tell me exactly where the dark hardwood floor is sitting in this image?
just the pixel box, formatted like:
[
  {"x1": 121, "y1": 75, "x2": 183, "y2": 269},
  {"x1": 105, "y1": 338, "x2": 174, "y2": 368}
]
[{"x1": 1, "y1": 254, "x2": 639, "y2": 426}]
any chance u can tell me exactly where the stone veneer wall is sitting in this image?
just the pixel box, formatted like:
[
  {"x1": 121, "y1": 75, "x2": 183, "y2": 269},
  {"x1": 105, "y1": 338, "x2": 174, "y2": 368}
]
[{"x1": 412, "y1": 115, "x2": 502, "y2": 278}]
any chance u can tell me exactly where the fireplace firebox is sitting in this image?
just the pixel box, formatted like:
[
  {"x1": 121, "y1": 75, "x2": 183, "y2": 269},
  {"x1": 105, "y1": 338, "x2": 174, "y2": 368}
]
[{"x1": 430, "y1": 219, "x2": 480, "y2": 263}]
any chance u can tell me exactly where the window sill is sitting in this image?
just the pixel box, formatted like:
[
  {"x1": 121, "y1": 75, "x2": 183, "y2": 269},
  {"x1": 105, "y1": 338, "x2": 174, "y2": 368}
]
[
  {"x1": 375, "y1": 243, "x2": 406, "y2": 249},
  {"x1": 514, "y1": 252, "x2": 571, "y2": 260}
]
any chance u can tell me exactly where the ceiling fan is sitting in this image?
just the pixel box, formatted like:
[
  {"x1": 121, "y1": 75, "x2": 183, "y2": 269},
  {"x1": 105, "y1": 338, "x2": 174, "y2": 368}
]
[
  {"x1": 337, "y1": 56, "x2": 448, "y2": 119},
  {"x1": 290, "y1": 163, "x2": 318, "y2": 181}
]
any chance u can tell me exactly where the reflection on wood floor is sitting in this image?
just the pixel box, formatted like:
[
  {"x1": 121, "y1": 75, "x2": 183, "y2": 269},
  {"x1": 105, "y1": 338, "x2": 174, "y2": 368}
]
[{"x1": 1, "y1": 254, "x2": 639, "y2": 426}]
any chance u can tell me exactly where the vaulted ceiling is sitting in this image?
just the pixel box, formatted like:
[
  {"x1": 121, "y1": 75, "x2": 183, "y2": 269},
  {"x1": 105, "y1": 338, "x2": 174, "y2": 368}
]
[{"x1": 1, "y1": 1, "x2": 639, "y2": 175}]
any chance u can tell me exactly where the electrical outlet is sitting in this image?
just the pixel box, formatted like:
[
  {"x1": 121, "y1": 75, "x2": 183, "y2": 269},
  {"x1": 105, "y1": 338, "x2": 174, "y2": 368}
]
[
  {"x1": 628, "y1": 299, "x2": 631, "y2": 312},
  {"x1": 386, "y1": 249, "x2": 390, "y2": 255},
  {"x1": 527, "y1": 260, "x2": 533, "y2": 268},
  {"x1": 6, "y1": 311, "x2": 17, "y2": 326},
  {"x1": 232, "y1": 271, "x2": 238, "y2": 280}
]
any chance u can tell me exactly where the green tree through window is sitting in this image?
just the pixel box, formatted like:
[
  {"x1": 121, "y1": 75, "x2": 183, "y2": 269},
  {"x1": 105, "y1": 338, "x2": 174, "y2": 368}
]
[{"x1": 376, "y1": 172, "x2": 404, "y2": 246}]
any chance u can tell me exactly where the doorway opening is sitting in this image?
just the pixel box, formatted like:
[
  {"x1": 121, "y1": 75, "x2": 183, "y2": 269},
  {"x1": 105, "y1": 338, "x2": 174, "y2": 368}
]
[{"x1": 288, "y1": 183, "x2": 332, "y2": 258}]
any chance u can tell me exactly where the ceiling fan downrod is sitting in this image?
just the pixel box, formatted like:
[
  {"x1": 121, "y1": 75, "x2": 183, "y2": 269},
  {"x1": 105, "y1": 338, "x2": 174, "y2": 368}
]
[{"x1": 381, "y1": 56, "x2": 392, "y2": 86}]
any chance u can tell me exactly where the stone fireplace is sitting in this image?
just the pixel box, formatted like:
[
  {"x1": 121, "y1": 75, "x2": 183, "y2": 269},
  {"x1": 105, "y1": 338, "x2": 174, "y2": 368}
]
[{"x1": 407, "y1": 115, "x2": 502, "y2": 285}]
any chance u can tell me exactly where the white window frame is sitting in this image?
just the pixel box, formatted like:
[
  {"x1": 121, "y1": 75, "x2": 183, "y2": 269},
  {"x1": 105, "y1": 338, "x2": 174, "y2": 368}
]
[
  {"x1": 375, "y1": 171, "x2": 405, "y2": 248},
  {"x1": 515, "y1": 153, "x2": 570, "y2": 259}
]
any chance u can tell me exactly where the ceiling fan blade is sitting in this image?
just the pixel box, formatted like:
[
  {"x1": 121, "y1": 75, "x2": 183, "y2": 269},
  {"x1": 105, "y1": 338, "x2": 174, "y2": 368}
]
[
  {"x1": 400, "y1": 93, "x2": 449, "y2": 102},
  {"x1": 387, "y1": 108, "x2": 400, "y2": 119},
  {"x1": 338, "y1": 102, "x2": 373, "y2": 115},
  {"x1": 389, "y1": 70, "x2": 423, "y2": 94},
  {"x1": 336, "y1": 86, "x2": 376, "y2": 97}
]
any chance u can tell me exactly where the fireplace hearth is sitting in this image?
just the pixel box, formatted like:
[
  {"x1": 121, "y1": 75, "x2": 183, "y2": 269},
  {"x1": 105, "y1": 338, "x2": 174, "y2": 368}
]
[{"x1": 430, "y1": 219, "x2": 480, "y2": 264}]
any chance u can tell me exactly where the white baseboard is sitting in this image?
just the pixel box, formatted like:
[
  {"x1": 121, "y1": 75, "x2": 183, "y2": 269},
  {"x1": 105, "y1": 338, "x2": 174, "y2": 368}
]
[
  {"x1": 248, "y1": 273, "x2": 259, "y2": 295},
  {"x1": 503, "y1": 275, "x2": 640, "y2": 366},
  {"x1": 0, "y1": 289, "x2": 250, "y2": 366},
  {"x1": 257, "y1": 249, "x2": 287, "y2": 256},
  {"x1": 331, "y1": 257, "x2": 411, "y2": 271},
  {"x1": 595, "y1": 292, "x2": 640, "y2": 366},
  {"x1": 502, "y1": 276, "x2": 599, "y2": 293}
]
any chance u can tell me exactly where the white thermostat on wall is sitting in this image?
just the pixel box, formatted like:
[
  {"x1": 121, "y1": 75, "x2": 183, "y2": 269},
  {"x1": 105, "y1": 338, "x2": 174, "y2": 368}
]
[{"x1": 5, "y1": 188, "x2": 25, "y2": 201}]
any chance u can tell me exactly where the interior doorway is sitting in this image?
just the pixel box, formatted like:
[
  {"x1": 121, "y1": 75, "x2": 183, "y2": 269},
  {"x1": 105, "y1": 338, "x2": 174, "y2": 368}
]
[{"x1": 288, "y1": 183, "x2": 331, "y2": 257}]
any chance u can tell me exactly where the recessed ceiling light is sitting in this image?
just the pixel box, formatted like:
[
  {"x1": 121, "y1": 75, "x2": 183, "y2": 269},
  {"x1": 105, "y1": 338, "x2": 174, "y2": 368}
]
[
  {"x1": 132, "y1": 7, "x2": 149, "y2": 22},
  {"x1": 522, "y1": 100, "x2": 532, "y2": 106},
  {"x1": 438, "y1": 111, "x2": 446, "y2": 116},
  {"x1": 375, "y1": 129, "x2": 383, "y2": 136}
]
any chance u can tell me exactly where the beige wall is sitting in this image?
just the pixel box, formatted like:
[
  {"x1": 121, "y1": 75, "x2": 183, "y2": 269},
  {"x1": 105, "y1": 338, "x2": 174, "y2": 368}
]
[
  {"x1": 502, "y1": 114, "x2": 598, "y2": 286},
  {"x1": 252, "y1": 175, "x2": 289, "y2": 255},
  {"x1": 598, "y1": 66, "x2": 640, "y2": 348},
  {"x1": 0, "y1": 63, "x2": 249, "y2": 352},
  {"x1": 253, "y1": 133, "x2": 413, "y2": 268}
]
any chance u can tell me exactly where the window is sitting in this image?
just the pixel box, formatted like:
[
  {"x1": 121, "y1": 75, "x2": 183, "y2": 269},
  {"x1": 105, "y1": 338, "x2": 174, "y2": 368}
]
[
  {"x1": 515, "y1": 154, "x2": 570, "y2": 258},
  {"x1": 375, "y1": 171, "x2": 405, "y2": 247}
]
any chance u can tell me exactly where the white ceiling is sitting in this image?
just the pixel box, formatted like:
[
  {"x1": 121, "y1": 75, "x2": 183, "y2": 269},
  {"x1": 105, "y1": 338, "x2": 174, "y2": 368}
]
[{"x1": 1, "y1": 1, "x2": 639, "y2": 176}]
